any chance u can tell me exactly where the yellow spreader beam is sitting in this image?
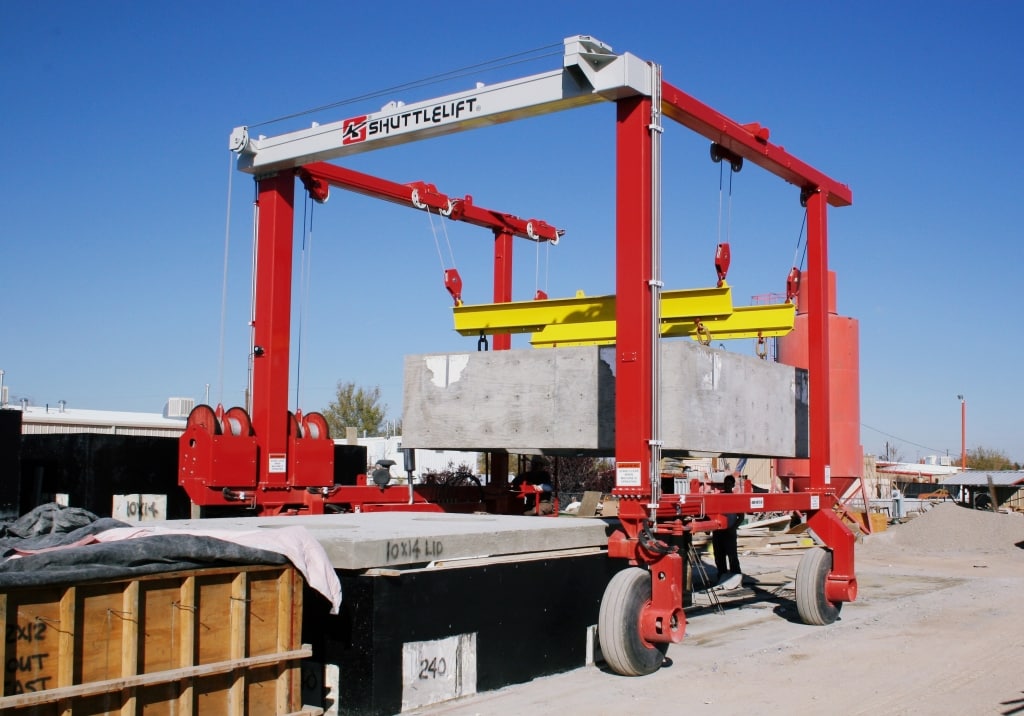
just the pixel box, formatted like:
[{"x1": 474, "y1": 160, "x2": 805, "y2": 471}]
[
  {"x1": 530, "y1": 302, "x2": 795, "y2": 347},
  {"x1": 451, "y1": 285, "x2": 796, "y2": 347}
]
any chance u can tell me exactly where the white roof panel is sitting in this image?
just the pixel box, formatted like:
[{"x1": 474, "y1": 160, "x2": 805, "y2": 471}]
[{"x1": 940, "y1": 471, "x2": 1024, "y2": 487}]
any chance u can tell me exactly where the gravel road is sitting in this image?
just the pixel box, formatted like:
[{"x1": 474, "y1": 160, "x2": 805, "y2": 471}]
[{"x1": 412, "y1": 504, "x2": 1024, "y2": 716}]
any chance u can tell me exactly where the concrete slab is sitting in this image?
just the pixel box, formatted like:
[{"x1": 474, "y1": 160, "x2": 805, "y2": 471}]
[
  {"x1": 403, "y1": 343, "x2": 808, "y2": 457},
  {"x1": 157, "y1": 513, "x2": 612, "y2": 571}
]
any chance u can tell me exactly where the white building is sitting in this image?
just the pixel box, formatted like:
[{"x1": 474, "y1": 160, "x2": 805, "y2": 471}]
[
  {"x1": 876, "y1": 455, "x2": 963, "y2": 484},
  {"x1": 351, "y1": 435, "x2": 479, "y2": 483},
  {"x1": 12, "y1": 399, "x2": 191, "y2": 438},
  {"x1": 7, "y1": 398, "x2": 477, "y2": 483}
]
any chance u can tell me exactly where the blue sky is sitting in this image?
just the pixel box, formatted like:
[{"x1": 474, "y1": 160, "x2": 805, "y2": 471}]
[{"x1": 2, "y1": 1, "x2": 1021, "y2": 463}]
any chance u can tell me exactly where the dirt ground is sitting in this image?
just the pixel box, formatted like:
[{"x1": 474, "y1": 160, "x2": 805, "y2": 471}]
[{"x1": 412, "y1": 504, "x2": 1024, "y2": 716}]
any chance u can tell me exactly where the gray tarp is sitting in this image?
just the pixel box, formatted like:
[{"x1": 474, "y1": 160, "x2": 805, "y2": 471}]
[{"x1": 0, "y1": 503, "x2": 287, "y2": 589}]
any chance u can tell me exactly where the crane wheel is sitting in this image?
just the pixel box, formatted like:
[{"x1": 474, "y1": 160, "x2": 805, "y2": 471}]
[
  {"x1": 598, "y1": 567, "x2": 668, "y2": 676},
  {"x1": 795, "y1": 547, "x2": 842, "y2": 625}
]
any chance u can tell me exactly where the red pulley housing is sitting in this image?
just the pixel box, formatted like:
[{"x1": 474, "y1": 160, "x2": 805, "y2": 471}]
[{"x1": 776, "y1": 271, "x2": 863, "y2": 496}]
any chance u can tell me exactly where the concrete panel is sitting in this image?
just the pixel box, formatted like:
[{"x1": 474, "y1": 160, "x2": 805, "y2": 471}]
[
  {"x1": 660, "y1": 340, "x2": 809, "y2": 457},
  {"x1": 402, "y1": 349, "x2": 612, "y2": 453},
  {"x1": 403, "y1": 344, "x2": 807, "y2": 458},
  {"x1": 160, "y1": 512, "x2": 611, "y2": 571}
]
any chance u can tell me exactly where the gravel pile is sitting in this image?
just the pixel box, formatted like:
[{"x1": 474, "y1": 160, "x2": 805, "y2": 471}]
[{"x1": 862, "y1": 502, "x2": 1024, "y2": 555}]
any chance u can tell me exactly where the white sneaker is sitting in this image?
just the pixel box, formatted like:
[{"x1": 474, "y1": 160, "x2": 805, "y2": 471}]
[{"x1": 717, "y1": 573, "x2": 743, "y2": 590}]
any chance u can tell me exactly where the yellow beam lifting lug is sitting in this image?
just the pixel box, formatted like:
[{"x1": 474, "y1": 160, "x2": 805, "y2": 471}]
[
  {"x1": 452, "y1": 285, "x2": 734, "y2": 337},
  {"x1": 672, "y1": 302, "x2": 797, "y2": 342},
  {"x1": 529, "y1": 301, "x2": 796, "y2": 348}
]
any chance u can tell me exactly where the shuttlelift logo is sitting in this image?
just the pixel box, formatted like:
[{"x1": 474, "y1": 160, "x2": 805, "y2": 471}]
[
  {"x1": 342, "y1": 115, "x2": 368, "y2": 145},
  {"x1": 340, "y1": 97, "x2": 479, "y2": 146}
]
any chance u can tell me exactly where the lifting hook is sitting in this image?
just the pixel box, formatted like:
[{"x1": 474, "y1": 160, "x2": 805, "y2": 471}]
[
  {"x1": 786, "y1": 267, "x2": 801, "y2": 303},
  {"x1": 444, "y1": 268, "x2": 464, "y2": 306},
  {"x1": 715, "y1": 242, "x2": 731, "y2": 287}
]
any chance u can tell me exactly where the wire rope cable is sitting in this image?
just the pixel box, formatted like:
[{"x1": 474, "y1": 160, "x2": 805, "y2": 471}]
[
  {"x1": 439, "y1": 210, "x2": 457, "y2": 270},
  {"x1": 533, "y1": 232, "x2": 553, "y2": 297},
  {"x1": 544, "y1": 240, "x2": 551, "y2": 295},
  {"x1": 217, "y1": 152, "x2": 234, "y2": 407},
  {"x1": 294, "y1": 195, "x2": 315, "y2": 412},
  {"x1": 714, "y1": 161, "x2": 736, "y2": 245},
  {"x1": 248, "y1": 182, "x2": 260, "y2": 413},
  {"x1": 791, "y1": 209, "x2": 808, "y2": 274},
  {"x1": 535, "y1": 238, "x2": 542, "y2": 296},
  {"x1": 425, "y1": 209, "x2": 446, "y2": 270},
  {"x1": 716, "y1": 161, "x2": 724, "y2": 246},
  {"x1": 247, "y1": 43, "x2": 563, "y2": 130},
  {"x1": 425, "y1": 208, "x2": 457, "y2": 275},
  {"x1": 726, "y1": 167, "x2": 735, "y2": 244}
]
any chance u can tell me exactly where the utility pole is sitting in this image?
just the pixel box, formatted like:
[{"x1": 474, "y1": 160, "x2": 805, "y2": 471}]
[{"x1": 957, "y1": 394, "x2": 966, "y2": 470}]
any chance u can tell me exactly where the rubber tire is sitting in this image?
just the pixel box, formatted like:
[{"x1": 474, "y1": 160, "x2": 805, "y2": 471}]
[
  {"x1": 795, "y1": 547, "x2": 842, "y2": 626},
  {"x1": 599, "y1": 567, "x2": 668, "y2": 676}
]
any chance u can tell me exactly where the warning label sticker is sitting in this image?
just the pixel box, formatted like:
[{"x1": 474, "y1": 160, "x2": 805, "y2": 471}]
[{"x1": 617, "y1": 462, "x2": 642, "y2": 487}]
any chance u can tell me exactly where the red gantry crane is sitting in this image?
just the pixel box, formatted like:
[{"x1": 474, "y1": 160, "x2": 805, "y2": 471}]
[
  {"x1": 181, "y1": 35, "x2": 858, "y2": 677},
  {"x1": 178, "y1": 162, "x2": 561, "y2": 515}
]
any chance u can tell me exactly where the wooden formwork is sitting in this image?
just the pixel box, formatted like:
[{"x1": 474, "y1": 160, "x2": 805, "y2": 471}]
[{"x1": 0, "y1": 564, "x2": 316, "y2": 715}]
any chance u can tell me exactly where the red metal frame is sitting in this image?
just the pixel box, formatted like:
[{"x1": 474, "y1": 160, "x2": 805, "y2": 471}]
[
  {"x1": 660, "y1": 82, "x2": 852, "y2": 207},
  {"x1": 184, "y1": 44, "x2": 858, "y2": 634},
  {"x1": 252, "y1": 173, "x2": 301, "y2": 489},
  {"x1": 296, "y1": 163, "x2": 561, "y2": 242},
  {"x1": 604, "y1": 77, "x2": 858, "y2": 639},
  {"x1": 179, "y1": 164, "x2": 560, "y2": 515},
  {"x1": 613, "y1": 94, "x2": 655, "y2": 510}
]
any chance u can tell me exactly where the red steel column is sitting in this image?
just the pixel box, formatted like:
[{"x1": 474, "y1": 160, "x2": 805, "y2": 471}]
[
  {"x1": 492, "y1": 228, "x2": 513, "y2": 351},
  {"x1": 804, "y1": 189, "x2": 857, "y2": 586},
  {"x1": 491, "y1": 228, "x2": 513, "y2": 483},
  {"x1": 805, "y1": 190, "x2": 832, "y2": 491},
  {"x1": 613, "y1": 95, "x2": 654, "y2": 525},
  {"x1": 252, "y1": 172, "x2": 295, "y2": 487}
]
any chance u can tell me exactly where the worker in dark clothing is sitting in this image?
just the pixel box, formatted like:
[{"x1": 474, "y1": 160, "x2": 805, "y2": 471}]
[
  {"x1": 511, "y1": 456, "x2": 554, "y2": 515},
  {"x1": 712, "y1": 474, "x2": 742, "y2": 581}
]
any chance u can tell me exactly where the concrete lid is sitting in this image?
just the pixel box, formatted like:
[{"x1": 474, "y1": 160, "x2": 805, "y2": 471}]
[{"x1": 159, "y1": 512, "x2": 613, "y2": 571}]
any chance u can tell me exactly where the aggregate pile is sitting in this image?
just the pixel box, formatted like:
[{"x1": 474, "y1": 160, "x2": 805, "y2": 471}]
[{"x1": 861, "y1": 502, "x2": 1024, "y2": 556}]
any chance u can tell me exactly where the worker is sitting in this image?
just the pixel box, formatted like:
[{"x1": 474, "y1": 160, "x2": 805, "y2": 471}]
[
  {"x1": 712, "y1": 474, "x2": 742, "y2": 582},
  {"x1": 512, "y1": 456, "x2": 554, "y2": 515}
]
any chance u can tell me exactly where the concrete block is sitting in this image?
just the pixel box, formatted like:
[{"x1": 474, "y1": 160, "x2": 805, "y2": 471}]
[
  {"x1": 163, "y1": 512, "x2": 611, "y2": 571},
  {"x1": 402, "y1": 348, "x2": 612, "y2": 454},
  {"x1": 403, "y1": 343, "x2": 807, "y2": 458},
  {"x1": 660, "y1": 341, "x2": 809, "y2": 457}
]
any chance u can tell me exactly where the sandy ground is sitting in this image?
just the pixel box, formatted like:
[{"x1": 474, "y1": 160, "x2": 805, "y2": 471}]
[{"x1": 412, "y1": 504, "x2": 1024, "y2": 716}]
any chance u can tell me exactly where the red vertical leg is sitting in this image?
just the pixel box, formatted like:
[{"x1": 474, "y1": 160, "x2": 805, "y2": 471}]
[
  {"x1": 252, "y1": 172, "x2": 296, "y2": 488},
  {"x1": 805, "y1": 190, "x2": 855, "y2": 584},
  {"x1": 492, "y1": 228, "x2": 513, "y2": 351},
  {"x1": 613, "y1": 95, "x2": 654, "y2": 529},
  {"x1": 491, "y1": 228, "x2": 513, "y2": 483},
  {"x1": 805, "y1": 190, "x2": 831, "y2": 492}
]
